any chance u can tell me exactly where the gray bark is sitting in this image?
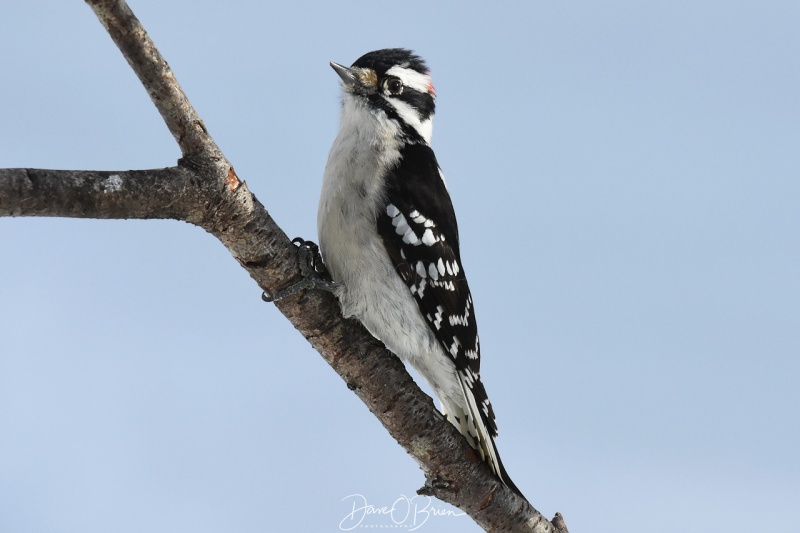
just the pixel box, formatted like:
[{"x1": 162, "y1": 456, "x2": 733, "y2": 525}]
[{"x1": 0, "y1": 1, "x2": 568, "y2": 531}]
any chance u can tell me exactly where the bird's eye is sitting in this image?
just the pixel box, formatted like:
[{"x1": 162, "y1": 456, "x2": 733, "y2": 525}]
[{"x1": 386, "y1": 78, "x2": 403, "y2": 95}]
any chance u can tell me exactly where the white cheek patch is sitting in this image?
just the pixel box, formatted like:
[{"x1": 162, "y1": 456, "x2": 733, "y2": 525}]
[
  {"x1": 386, "y1": 66, "x2": 435, "y2": 96},
  {"x1": 386, "y1": 97, "x2": 434, "y2": 143}
]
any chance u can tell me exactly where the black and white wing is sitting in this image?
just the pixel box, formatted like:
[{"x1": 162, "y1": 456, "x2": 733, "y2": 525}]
[{"x1": 376, "y1": 144, "x2": 517, "y2": 491}]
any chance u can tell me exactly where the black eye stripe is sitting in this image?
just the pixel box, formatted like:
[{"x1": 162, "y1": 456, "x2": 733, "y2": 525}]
[
  {"x1": 382, "y1": 83, "x2": 427, "y2": 103},
  {"x1": 396, "y1": 89, "x2": 435, "y2": 116}
]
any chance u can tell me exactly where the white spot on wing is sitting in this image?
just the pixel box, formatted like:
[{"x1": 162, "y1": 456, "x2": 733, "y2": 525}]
[
  {"x1": 432, "y1": 305, "x2": 444, "y2": 330},
  {"x1": 449, "y1": 337, "x2": 461, "y2": 357},
  {"x1": 393, "y1": 215, "x2": 408, "y2": 232},
  {"x1": 466, "y1": 333, "x2": 480, "y2": 360},
  {"x1": 402, "y1": 227, "x2": 420, "y2": 245},
  {"x1": 449, "y1": 294, "x2": 473, "y2": 327},
  {"x1": 481, "y1": 399, "x2": 491, "y2": 417},
  {"x1": 428, "y1": 262, "x2": 439, "y2": 280},
  {"x1": 417, "y1": 278, "x2": 427, "y2": 297},
  {"x1": 421, "y1": 228, "x2": 437, "y2": 246},
  {"x1": 461, "y1": 367, "x2": 477, "y2": 386}
]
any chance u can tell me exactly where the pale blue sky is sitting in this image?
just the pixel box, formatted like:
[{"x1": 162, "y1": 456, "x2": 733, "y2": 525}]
[{"x1": 2, "y1": 1, "x2": 799, "y2": 532}]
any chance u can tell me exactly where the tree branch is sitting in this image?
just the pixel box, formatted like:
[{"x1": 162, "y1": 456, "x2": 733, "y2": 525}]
[
  {"x1": 0, "y1": 167, "x2": 198, "y2": 219},
  {"x1": 0, "y1": 1, "x2": 568, "y2": 531},
  {"x1": 88, "y1": 0, "x2": 222, "y2": 162}
]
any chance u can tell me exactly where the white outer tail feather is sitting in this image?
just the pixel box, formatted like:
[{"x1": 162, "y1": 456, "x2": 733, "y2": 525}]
[{"x1": 441, "y1": 379, "x2": 503, "y2": 482}]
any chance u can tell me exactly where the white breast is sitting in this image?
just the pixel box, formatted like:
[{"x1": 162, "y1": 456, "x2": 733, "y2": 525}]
[{"x1": 317, "y1": 94, "x2": 457, "y2": 396}]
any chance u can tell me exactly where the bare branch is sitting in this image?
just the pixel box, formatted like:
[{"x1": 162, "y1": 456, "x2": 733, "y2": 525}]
[
  {"x1": 86, "y1": 0, "x2": 221, "y2": 163},
  {"x1": 0, "y1": 1, "x2": 569, "y2": 531},
  {"x1": 0, "y1": 167, "x2": 199, "y2": 220}
]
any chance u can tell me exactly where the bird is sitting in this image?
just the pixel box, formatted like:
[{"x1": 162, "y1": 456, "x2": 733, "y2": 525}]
[{"x1": 315, "y1": 48, "x2": 519, "y2": 494}]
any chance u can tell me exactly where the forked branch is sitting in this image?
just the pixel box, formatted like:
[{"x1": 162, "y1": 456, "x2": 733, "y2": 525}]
[{"x1": 0, "y1": 1, "x2": 567, "y2": 531}]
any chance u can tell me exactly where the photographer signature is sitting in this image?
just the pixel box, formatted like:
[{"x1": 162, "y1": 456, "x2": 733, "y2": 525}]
[{"x1": 339, "y1": 493, "x2": 465, "y2": 531}]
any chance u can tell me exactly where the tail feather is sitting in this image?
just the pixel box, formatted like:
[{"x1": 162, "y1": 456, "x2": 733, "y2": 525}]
[{"x1": 441, "y1": 381, "x2": 522, "y2": 496}]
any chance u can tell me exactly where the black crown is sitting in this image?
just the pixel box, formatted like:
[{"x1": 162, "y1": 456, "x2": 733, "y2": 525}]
[{"x1": 351, "y1": 48, "x2": 428, "y2": 76}]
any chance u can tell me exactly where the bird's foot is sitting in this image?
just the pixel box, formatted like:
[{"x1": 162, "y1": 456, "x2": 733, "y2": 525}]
[{"x1": 262, "y1": 238, "x2": 337, "y2": 303}]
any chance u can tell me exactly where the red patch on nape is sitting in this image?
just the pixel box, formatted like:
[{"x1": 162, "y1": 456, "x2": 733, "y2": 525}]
[
  {"x1": 427, "y1": 79, "x2": 436, "y2": 96},
  {"x1": 426, "y1": 72, "x2": 436, "y2": 96}
]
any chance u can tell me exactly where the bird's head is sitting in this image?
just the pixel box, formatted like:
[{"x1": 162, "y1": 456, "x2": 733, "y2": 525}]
[{"x1": 331, "y1": 48, "x2": 436, "y2": 144}]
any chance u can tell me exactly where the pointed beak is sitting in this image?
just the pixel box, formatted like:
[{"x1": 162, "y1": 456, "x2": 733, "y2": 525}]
[
  {"x1": 330, "y1": 61, "x2": 377, "y2": 94},
  {"x1": 330, "y1": 62, "x2": 357, "y2": 88}
]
